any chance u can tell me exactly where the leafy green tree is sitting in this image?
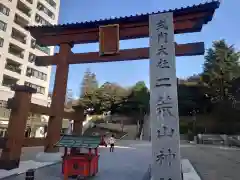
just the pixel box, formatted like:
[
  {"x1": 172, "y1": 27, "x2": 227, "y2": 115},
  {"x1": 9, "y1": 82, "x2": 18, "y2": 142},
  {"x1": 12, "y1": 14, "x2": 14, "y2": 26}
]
[
  {"x1": 79, "y1": 80, "x2": 130, "y2": 114},
  {"x1": 130, "y1": 81, "x2": 149, "y2": 138},
  {"x1": 97, "y1": 82, "x2": 130, "y2": 113},
  {"x1": 113, "y1": 81, "x2": 150, "y2": 138},
  {"x1": 79, "y1": 68, "x2": 99, "y2": 112},
  {"x1": 178, "y1": 79, "x2": 211, "y2": 115},
  {"x1": 129, "y1": 81, "x2": 150, "y2": 113},
  {"x1": 201, "y1": 40, "x2": 240, "y2": 129},
  {"x1": 113, "y1": 81, "x2": 149, "y2": 114},
  {"x1": 202, "y1": 40, "x2": 240, "y2": 99}
]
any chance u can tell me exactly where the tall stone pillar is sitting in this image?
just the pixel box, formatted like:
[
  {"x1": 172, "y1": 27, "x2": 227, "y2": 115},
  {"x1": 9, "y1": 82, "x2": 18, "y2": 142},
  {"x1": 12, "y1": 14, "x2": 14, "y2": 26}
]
[
  {"x1": 45, "y1": 43, "x2": 72, "y2": 153},
  {"x1": 0, "y1": 85, "x2": 36, "y2": 170},
  {"x1": 149, "y1": 13, "x2": 181, "y2": 180}
]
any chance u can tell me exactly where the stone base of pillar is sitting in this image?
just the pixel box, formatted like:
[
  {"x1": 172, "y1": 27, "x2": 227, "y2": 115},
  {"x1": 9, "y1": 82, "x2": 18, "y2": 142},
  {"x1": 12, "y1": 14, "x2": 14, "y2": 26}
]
[
  {"x1": 36, "y1": 152, "x2": 63, "y2": 162},
  {"x1": 0, "y1": 159, "x2": 20, "y2": 170},
  {"x1": 149, "y1": 159, "x2": 201, "y2": 180}
]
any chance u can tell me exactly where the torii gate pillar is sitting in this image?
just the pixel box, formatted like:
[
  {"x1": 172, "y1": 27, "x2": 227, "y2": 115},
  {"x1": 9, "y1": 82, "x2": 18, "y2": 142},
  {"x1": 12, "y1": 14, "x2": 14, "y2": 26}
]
[{"x1": 44, "y1": 43, "x2": 72, "y2": 153}]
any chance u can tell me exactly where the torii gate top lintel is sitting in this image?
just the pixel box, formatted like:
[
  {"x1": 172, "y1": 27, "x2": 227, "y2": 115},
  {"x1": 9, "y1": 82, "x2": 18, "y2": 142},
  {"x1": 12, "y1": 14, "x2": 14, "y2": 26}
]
[
  {"x1": 24, "y1": 1, "x2": 220, "y2": 66},
  {"x1": 26, "y1": 1, "x2": 220, "y2": 46}
]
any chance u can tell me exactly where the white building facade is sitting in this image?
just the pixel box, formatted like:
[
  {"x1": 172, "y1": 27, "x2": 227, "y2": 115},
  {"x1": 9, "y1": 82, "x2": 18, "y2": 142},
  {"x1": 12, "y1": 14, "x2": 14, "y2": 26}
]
[
  {"x1": 0, "y1": 0, "x2": 60, "y2": 136},
  {"x1": 0, "y1": 0, "x2": 60, "y2": 105}
]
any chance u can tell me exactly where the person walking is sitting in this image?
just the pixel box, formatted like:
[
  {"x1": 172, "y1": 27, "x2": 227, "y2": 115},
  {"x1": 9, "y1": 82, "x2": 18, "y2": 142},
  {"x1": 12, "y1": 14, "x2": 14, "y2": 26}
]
[{"x1": 109, "y1": 134, "x2": 116, "y2": 152}]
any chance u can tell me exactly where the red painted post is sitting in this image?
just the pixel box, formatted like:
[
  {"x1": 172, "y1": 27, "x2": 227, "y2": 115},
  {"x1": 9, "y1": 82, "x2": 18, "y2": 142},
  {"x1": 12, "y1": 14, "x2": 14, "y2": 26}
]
[
  {"x1": 0, "y1": 85, "x2": 36, "y2": 170},
  {"x1": 45, "y1": 43, "x2": 72, "y2": 153}
]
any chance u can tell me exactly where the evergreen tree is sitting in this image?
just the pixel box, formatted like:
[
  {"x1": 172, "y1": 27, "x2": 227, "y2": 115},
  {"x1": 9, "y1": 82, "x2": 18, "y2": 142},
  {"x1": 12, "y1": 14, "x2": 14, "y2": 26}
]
[
  {"x1": 201, "y1": 40, "x2": 240, "y2": 127},
  {"x1": 78, "y1": 68, "x2": 99, "y2": 112},
  {"x1": 201, "y1": 39, "x2": 240, "y2": 98},
  {"x1": 80, "y1": 68, "x2": 98, "y2": 97}
]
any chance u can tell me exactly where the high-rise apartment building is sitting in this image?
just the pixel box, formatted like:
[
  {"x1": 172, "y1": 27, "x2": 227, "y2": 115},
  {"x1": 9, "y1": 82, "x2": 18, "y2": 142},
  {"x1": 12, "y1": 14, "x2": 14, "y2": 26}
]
[
  {"x1": 0, "y1": 0, "x2": 60, "y2": 137},
  {"x1": 0, "y1": 0, "x2": 60, "y2": 106}
]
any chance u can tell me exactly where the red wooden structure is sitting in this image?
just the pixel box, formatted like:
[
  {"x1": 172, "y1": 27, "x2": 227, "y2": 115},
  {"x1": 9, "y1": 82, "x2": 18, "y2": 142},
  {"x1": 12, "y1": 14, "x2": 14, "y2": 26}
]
[
  {"x1": 26, "y1": 2, "x2": 220, "y2": 155},
  {"x1": 27, "y1": 2, "x2": 220, "y2": 155},
  {"x1": 100, "y1": 135, "x2": 107, "y2": 147},
  {"x1": 55, "y1": 135, "x2": 101, "y2": 179},
  {"x1": 0, "y1": 1, "x2": 220, "y2": 170}
]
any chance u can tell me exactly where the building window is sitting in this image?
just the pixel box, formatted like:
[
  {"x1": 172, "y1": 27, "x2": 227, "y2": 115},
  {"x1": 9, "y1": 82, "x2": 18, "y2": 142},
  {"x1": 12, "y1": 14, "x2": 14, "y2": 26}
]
[
  {"x1": 0, "y1": 130, "x2": 4, "y2": 137},
  {"x1": 45, "y1": 0, "x2": 56, "y2": 9},
  {"x1": 31, "y1": 39, "x2": 36, "y2": 49},
  {"x1": 0, "y1": 37, "x2": 4, "y2": 47},
  {"x1": 0, "y1": 3, "x2": 10, "y2": 16},
  {"x1": 35, "y1": 14, "x2": 51, "y2": 25},
  {"x1": 26, "y1": 67, "x2": 47, "y2": 81},
  {"x1": 43, "y1": 74, "x2": 47, "y2": 81},
  {"x1": 0, "y1": 20, "x2": 7, "y2": 32},
  {"x1": 26, "y1": 0, "x2": 33, "y2": 4},
  {"x1": 0, "y1": 129, "x2": 7, "y2": 137},
  {"x1": 0, "y1": 100, "x2": 7, "y2": 108},
  {"x1": 35, "y1": 44, "x2": 50, "y2": 55},
  {"x1": 33, "y1": 70, "x2": 38, "y2": 77},
  {"x1": 26, "y1": 67, "x2": 32, "y2": 77},
  {"x1": 5, "y1": 59, "x2": 22, "y2": 74},
  {"x1": 37, "y1": 2, "x2": 55, "y2": 20},
  {"x1": 32, "y1": 38, "x2": 50, "y2": 55},
  {"x1": 28, "y1": 53, "x2": 36, "y2": 63},
  {"x1": 24, "y1": 82, "x2": 45, "y2": 95}
]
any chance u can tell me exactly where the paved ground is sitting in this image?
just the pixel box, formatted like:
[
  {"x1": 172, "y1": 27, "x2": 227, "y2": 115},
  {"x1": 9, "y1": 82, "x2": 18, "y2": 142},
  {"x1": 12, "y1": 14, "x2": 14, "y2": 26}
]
[
  {"x1": 181, "y1": 144, "x2": 240, "y2": 180},
  {"x1": 2, "y1": 141, "x2": 152, "y2": 180},
  {"x1": 1, "y1": 142, "x2": 240, "y2": 180}
]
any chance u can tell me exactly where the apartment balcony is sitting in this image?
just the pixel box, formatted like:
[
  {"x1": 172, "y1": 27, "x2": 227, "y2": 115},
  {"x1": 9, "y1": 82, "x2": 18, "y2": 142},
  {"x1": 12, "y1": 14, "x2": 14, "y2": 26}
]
[
  {"x1": 44, "y1": 0, "x2": 56, "y2": 9},
  {"x1": 7, "y1": 53, "x2": 23, "y2": 65},
  {"x1": 2, "y1": 75, "x2": 18, "y2": 88},
  {"x1": 17, "y1": 0, "x2": 32, "y2": 18},
  {"x1": 25, "y1": 0, "x2": 33, "y2": 5},
  {"x1": 11, "y1": 28, "x2": 27, "y2": 44},
  {"x1": 8, "y1": 43, "x2": 25, "y2": 59},
  {"x1": 28, "y1": 52, "x2": 36, "y2": 63},
  {"x1": 14, "y1": 14, "x2": 29, "y2": 31},
  {"x1": 0, "y1": 108, "x2": 42, "y2": 123},
  {"x1": 35, "y1": 14, "x2": 51, "y2": 26},
  {"x1": 36, "y1": 44, "x2": 50, "y2": 55},
  {"x1": 0, "y1": 107, "x2": 11, "y2": 120},
  {"x1": 37, "y1": 2, "x2": 55, "y2": 20},
  {"x1": 32, "y1": 39, "x2": 50, "y2": 55},
  {"x1": 5, "y1": 59, "x2": 22, "y2": 74}
]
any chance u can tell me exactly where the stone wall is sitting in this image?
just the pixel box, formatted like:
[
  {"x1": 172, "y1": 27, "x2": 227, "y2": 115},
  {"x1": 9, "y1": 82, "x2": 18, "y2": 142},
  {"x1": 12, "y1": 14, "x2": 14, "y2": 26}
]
[{"x1": 110, "y1": 114, "x2": 136, "y2": 124}]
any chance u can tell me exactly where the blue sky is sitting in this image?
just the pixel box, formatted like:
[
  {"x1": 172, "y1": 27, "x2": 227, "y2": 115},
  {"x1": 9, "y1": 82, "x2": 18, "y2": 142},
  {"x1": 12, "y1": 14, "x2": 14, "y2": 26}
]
[{"x1": 49, "y1": 0, "x2": 239, "y2": 98}]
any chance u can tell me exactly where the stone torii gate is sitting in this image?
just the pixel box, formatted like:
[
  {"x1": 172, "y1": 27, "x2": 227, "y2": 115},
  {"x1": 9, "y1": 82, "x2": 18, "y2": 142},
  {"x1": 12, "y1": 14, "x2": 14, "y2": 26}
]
[{"x1": 5, "y1": 1, "x2": 220, "y2": 179}]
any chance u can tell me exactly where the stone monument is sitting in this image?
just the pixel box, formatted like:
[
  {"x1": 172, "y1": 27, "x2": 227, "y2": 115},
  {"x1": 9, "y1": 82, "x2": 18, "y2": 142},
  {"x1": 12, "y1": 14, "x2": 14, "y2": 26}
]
[{"x1": 149, "y1": 12, "x2": 181, "y2": 180}]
